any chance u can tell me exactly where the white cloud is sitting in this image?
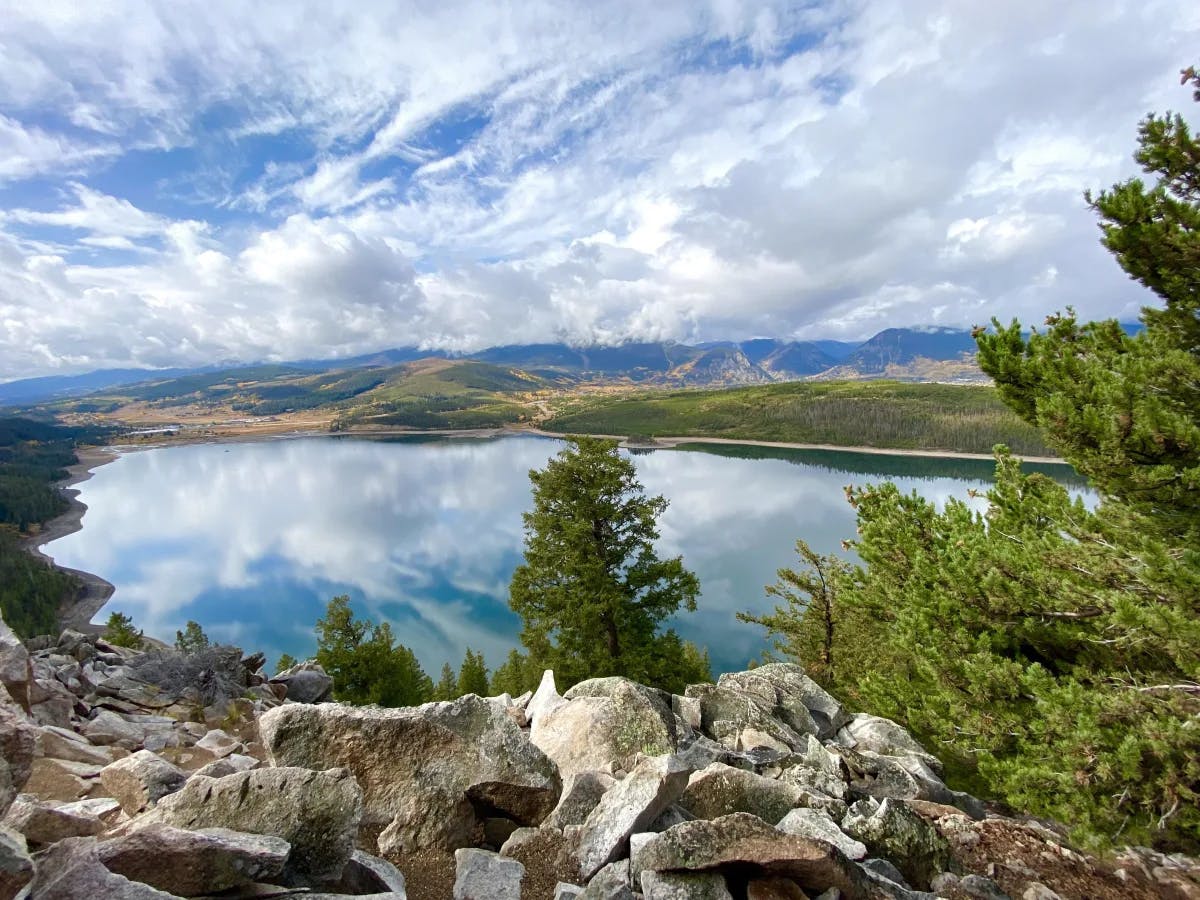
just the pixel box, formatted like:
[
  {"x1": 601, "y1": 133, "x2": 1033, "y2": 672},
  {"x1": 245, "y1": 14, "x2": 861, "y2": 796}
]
[{"x1": 0, "y1": 0, "x2": 1195, "y2": 378}]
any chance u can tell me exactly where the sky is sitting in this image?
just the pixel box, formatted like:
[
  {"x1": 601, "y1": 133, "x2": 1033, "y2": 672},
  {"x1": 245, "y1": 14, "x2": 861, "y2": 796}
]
[{"x1": 0, "y1": 1, "x2": 1196, "y2": 380}]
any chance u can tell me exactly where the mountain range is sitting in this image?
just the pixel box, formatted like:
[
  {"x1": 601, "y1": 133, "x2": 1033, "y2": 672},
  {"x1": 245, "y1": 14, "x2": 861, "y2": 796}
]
[{"x1": 0, "y1": 327, "x2": 986, "y2": 406}]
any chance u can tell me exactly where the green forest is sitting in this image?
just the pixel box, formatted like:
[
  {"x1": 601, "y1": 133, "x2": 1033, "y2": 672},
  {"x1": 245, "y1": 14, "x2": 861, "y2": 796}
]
[
  {"x1": 0, "y1": 417, "x2": 107, "y2": 637},
  {"x1": 543, "y1": 380, "x2": 1052, "y2": 456}
]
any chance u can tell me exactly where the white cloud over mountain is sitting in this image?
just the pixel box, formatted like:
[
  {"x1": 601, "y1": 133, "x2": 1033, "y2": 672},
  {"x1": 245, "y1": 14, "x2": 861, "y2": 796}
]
[{"x1": 0, "y1": 0, "x2": 1195, "y2": 378}]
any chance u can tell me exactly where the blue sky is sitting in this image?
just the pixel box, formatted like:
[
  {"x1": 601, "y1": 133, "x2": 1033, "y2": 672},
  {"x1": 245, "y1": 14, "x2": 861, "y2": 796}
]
[{"x1": 0, "y1": 0, "x2": 1196, "y2": 379}]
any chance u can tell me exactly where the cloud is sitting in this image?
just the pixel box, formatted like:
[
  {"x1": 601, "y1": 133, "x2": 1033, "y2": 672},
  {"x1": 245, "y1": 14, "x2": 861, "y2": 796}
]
[{"x1": 0, "y1": 0, "x2": 1195, "y2": 377}]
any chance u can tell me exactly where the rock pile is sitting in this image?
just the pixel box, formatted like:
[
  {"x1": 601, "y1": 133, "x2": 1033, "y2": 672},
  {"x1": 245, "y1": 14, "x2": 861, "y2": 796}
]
[{"x1": 0, "y1": 611, "x2": 1196, "y2": 900}]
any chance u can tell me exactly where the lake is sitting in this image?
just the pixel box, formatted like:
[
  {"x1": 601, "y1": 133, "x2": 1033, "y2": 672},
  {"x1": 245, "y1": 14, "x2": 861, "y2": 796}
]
[{"x1": 44, "y1": 435, "x2": 1085, "y2": 677}]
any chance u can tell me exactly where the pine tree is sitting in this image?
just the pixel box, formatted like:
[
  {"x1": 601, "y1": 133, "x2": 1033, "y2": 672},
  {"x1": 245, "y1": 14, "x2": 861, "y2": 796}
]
[
  {"x1": 314, "y1": 595, "x2": 433, "y2": 707},
  {"x1": 508, "y1": 436, "x2": 707, "y2": 692},
  {"x1": 747, "y1": 69, "x2": 1200, "y2": 850},
  {"x1": 433, "y1": 662, "x2": 458, "y2": 701},
  {"x1": 275, "y1": 652, "x2": 298, "y2": 674},
  {"x1": 174, "y1": 620, "x2": 210, "y2": 655},
  {"x1": 456, "y1": 648, "x2": 490, "y2": 697},
  {"x1": 104, "y1": 611, "x2": 143, "y2": 649}
]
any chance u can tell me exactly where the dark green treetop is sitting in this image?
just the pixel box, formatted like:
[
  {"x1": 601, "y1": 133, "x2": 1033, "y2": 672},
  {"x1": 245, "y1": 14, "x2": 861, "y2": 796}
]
[
  {"x1": 314, "y1": 595, "x2": 432, "y2": 707},
  {"x1": 508, "y1": 436, "x2": 707, "y2": 692}
]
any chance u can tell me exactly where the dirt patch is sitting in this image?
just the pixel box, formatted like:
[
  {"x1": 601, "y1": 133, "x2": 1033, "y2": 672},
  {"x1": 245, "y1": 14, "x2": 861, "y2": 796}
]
[{"x1": 935, "y1": 814, "x2": 1170, "y2": 900}]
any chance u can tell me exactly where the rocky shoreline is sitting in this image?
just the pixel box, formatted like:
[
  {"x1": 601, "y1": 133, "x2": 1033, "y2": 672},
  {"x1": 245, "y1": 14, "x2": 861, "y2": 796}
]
[{"x1": 1, "y1": 612, "x2": 1196, "y2": 900}]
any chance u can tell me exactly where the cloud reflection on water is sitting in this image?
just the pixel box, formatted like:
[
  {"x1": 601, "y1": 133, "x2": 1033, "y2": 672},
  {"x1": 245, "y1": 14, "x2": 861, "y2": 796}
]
[{"x1": 46, "y1": 435, "x2": 1039, "y2": 674}]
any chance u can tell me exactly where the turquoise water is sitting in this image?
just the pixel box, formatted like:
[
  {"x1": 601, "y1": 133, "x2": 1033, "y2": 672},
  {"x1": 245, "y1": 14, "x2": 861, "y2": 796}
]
[{"x1": 44, "y1": 435, "x2": 1084, "y2": 676}]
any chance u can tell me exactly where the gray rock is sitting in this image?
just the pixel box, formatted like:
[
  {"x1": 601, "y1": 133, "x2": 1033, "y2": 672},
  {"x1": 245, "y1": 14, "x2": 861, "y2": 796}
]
[
  {"x1": 35, "y1": 725, "x2": 116, "y2": 765},
  {"x1": 192, "y1": 753, "x2": 260, "y2": 779},
  {"x1": 58, "y1": 797, "x2": 123, "y2": 824},
  {"x1": 146, "y1": 766, "x2": 362, "y2": 888},
  {"x1": 577, "y1": 754, "x2": 693, "y2": 879},
  {"x1": 837, "y1": 749, "x2": 983, "y2": 819},
  {"x1": 193, "y1": 729, "x2": 241, "y2": 759},
  {"x1": 1020, "y1": 885, "x2": 1063, "y2": 900},
  {"x1": 841, "y1": 799, "x2": 952, "y2": 891},
  {"x1": 861, "y1": 858, "x2": 909, "y2": 886},
  {"x1": 268, "y1": 661, "x2": 333, "y2": 704},
  {"x1": 0, "y1": 615, "x2": 31, "y2": 713},
  {"x1": 326, "y1": 849, "x2": 408, "y2": 896},
  {"x1": 555, "y1": 884, "x2": 584, "y2": 899},
  {"x1": 835, "y1": 716, "x2": 940, "y2": 774},
  {"x1": 777, "y1": 808, "x2": 867, "y2": 861},
  {"x1": 100, "y1": 750, "x2": 188, "y2": 814},
  {"x1": 534, "y1": 679, "x2": 679, "y2": 778},
  {"x1": 634, "y1": 813, "x2": 871, "y2": 899},
  {"x1": 527, "y1": 670, "x2": 566, "y2": 726},
  {"x1": 642, "y1": 870, "x2": 733, "y2": 899},
  {"x1": 0, "y1": 826, "x2": 33, "y2": 900},
  {"x1": 0, "y1": 706, "x2": 34, "y2": 818},
  {"x1": 2, "y1": 793, "x2": 106, "y2": 844},
  {"x1": 579, "y1": 859, "x2": 633, "y2": 899},
  {"x1": 545, "y1": 771, "x2": 615, "y2": 829},
  {"x1": 453, "y1": 848, "x2": 524, "y2": 900},
  {"x1": 98, "y1": 824, "x2": 290, "y2": 896},
  {"x1": 259, "y1": 696, "x2": 560, "y2": 855},
  {"x1": 680, "y1": 762, "x2": 803, "y2": 824},
  {"x1": 82, "y1": 709, "x2": 146, "y2": 749},
  {"x1": 719, "y1": 664, "x2": 850, "y2": 738},
  {"x1": 498, "y1": 826, "x2": 540, "y2": 856},
  {"x1": 684, "y1": 682, "x2": 805, "y2": 753},
  {"x1": 27, "y1": 836, "x2": 178, "y2": 899}
]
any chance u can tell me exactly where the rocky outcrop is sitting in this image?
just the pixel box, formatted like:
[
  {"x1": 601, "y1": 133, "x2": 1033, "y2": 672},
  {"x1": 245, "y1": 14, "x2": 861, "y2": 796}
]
[
  {"x1": 0, "y1": 601, "x2": 1192, "y2": 900},
  {"x1": 259, "y1": 695, "x2": 561, "y2": 854},
  {"x1": 144, "y1": 766, "x2": 363, "y2": 887}
]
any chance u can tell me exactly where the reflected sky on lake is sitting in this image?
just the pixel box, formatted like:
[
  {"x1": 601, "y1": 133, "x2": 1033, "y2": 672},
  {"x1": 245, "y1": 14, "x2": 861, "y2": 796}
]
[{"x1": 44, "y1": 435, "x2": 1084, "y2": 675}]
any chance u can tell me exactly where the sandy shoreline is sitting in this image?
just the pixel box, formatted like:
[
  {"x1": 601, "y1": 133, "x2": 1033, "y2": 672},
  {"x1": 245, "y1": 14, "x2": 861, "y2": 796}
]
[
  {"x1": 21, "y1": 446, "x2": 120, "y2": 633},
  {"x1": 127, "y1": 423, "x2": 1064, "y2": 464}
]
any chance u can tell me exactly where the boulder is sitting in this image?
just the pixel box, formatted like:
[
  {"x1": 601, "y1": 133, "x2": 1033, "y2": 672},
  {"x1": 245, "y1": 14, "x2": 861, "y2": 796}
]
[
  {"x1": 192, "y1": 753, "x2": 260, "y2": 779},
  {"x1": 26, "y1": 836, "x2": 177, "y2": 899},
  {"x1": 836, "y1": 715, "x2": 940, "y2": 773},
  {"x1": 777, "y1": 807, "x2": 867, "y2": 860},
  {"x1": 98, "y1": 824, "x2": 290, "y2": 897},
  {"x1": 679, "y1": 763, "x2": 803, "y2": 824},
  {"x1": 841, "y1": 799, "x2": 952, "y2": 891},
  {"x1": 81, "y1": 709, "x2": 146, "y2": 749},
  {"x1": 642, "y1": 870, "x2": 733, "y2": 899},
  {"x1": 259, "y1": 696, "x2": 560, "y2": 854},
  {"x1": 532, "y1": 678, "x2": 678, "y2": 777},
  {"x1": 718, "y1": 665, "x2": 849, "y2": 738},
  {"x1": 684, "y1": 683, "x2": 806, "y2": 753},
  {"x1": 35, "y1": 725, "x2": 117, "y2": 766},
  {"x1": 545, "y1": 771, "x2": 615, "y2": 829},
  {"x1": 0, "y1": 826, "x2": 33, "y2": 900},
  {"x1": 146, "y1": 766, "x2": 362, "y2": 887},
  {"x1": 194, "y1": 729, "x2": 241, "y2": 759},
  {"x1": 0, "y1": 706, "x2": 35, "y2": 817},
  {"x1": 837, "y1": 750, "x2": 984, "y2": 820},
  {"x1": 0, "y1": 616, "x2": 31, "y2": 713},
  {"x1": 99, "y1": 750, "x2": 188, "y2": 814},
  {"x1": 327, "y1": 849, "x2": 408, "y2": 896},
  {"x1": 453, "y1": 848, "x2": 524, "y2": 900},
  {"x1": 634, "y1": 813, "x2": 874, "y2": 899},
  {"x1": 576, "y1": 754, "x2": 693, "y2": 879},
  {"x1": 526, "y1": 670, "x2": 567, "y2": 726},
  {"x1": 580, "y1": 859, "x2": 633, "y2": 899},
  {"x1": 268, "y1": 661, "x2": 333, "y2": 704},
  {"x1": 1, "y1": 793, "x2": 106, "y2": 844}
]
